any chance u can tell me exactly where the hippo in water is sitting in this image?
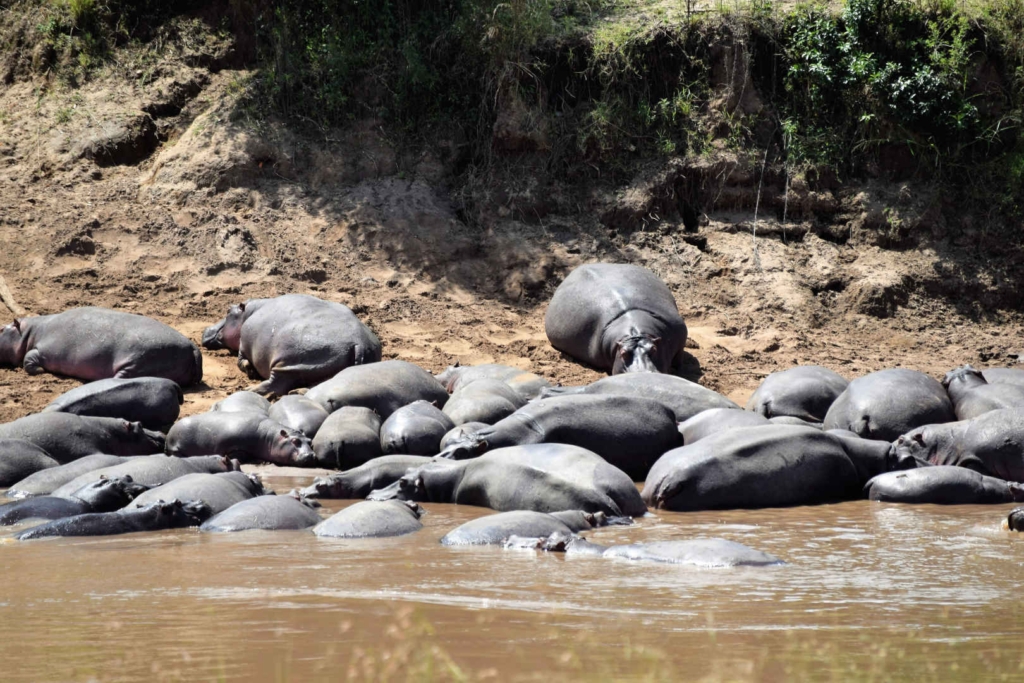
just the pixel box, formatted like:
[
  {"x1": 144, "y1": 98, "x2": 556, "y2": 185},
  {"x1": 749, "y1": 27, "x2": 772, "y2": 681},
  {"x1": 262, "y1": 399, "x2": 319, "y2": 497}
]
[
  {"x1": 50, "y1": 454, "x2": 239, "y2": 499},
  {"x1": 440, "y1": 510, "x2": 623, "y2": 546},
  {"x1": 1007, "y1": 507, "x2": 1024, "y2": 531},
  {"x1": 301, "y1": 455, "x2": 435, "y2": 499},
  {"x1": 305, "y1": 360, "x2": 449, "y2": 418},
  {"x1": 42, "y1": 377, "x2": 183, "y2": 431},
  {"x1": 823, "y1": 369, "x2": 955, "y2": 442},
  {"x1": 942, "y1": 365, "x2": 1024, "y2": 421},
  {"x1": 268, "y1": 395, "x2": 330, "y2": 438},
  {"x1": 544, "y1": 263, "x2": 688, "y2": 374},
  {"x1": 311, "y1": 407, "x2": 383, "y2": 470},
  {"x1": 643, "y1": 426, "x2": 865, "y2": 511},
  {"x1": 0, "y1": 307, "x2": 202, "y2": 386},
  {"x1": 0, "y1": 414, "x2": 165, "y2": 464},
  {"x1": 435, "y1": 364, "x2": 551, "y2": 401},
  {"x1": 865, "y1": 466, "x2": 1024, "y2": 504},
  {"x1": 745, "y1": 366, "x2": 848, "y2": 423},
  {"x1": 200, "y1": 492, "x2": 322, "y2": 532},
  {"x1": 6, "y1": 454, "x2": 133, "y2": 498},
  {"x1": 202, "y1": 294, "x2": 381, "y2": 397},
  {"x1": 379, "y1": 401, "x2": 454, "y2": 456},
  {"x1": 0, "y1": 440, "x2": 59, "y2": 487},
  {"x1": 438, "y1": 394, "x2": 680, "y2": 481},
  {"x1": 166, "y1": 412, "x2": 316, "y2": 467},
  {"x1": 15, "y1": 499, "x2": 212, "y2": 540},
  {"x1": 678, "y1": 408, "x2": 771, "y2": 444},
  {"x1": 892, "y1": 408, "x2": 1024, "y2": 482},
  {"x1": 211, "y1": 391, "x2": 271, "y2": 416},
  {"x1": 0, "y1": 476, "x2": 148, "y2": 525},
  {"x1": 313, "y1": 500, "x2": 424, "y2": 539},
  {"x1": 130, "y1": 471, "x2": 264, "y2": 515},
  {"x1": 441, "y1": 379, "x2": 525, "y2": 426},
  {"x1": 537, "y1": 373, "x2": 738, "y2": 423},
  {"x1": 368, "y1": 443, "x2": 647, "y2": 517}
]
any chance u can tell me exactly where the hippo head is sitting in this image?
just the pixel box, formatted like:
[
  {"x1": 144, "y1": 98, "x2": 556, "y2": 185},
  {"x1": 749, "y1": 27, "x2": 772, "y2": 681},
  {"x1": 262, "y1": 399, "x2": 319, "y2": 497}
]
[
  {"x1": 366, "y1": 468, "x2": 431, "y2": 503},
  {"x1": 302, "y1": 476, "x2": 345, "y2": 499},
  {"x1": 202, "y1": 303, "x2": 247, "y2": 352},
  {"x1": 892, "y1": 427, "x2": 936, "y2": 468},
  {"x1": 435, "y1": 363, "x2": 460, "y2": 392},
  {"x1": 270, "y1": 428, "x2": 317, "y2": 467},
  {"x1": 201, "y1": 318, "x2": 227, "y2": 350},
  {"x1": 71, "y1": 475, "x2": 149, "y2": 512},
  {"x1": 942, "y1": 365, "x2": 986, "y2": 400},
  {"x1": 0, "y1": 319, "x2": 27, "y2": 367},
  {"x1": 613, "y1": 331, "x2": 660, "y2": 374},
  {"x1": 437, "y1": 434, "x2": 488, "y2": 460},
  {"x1": 1007, "y1": 507, "x2": 1024, "y2": 532},
  {"x1": 122, "y1": 420, "x2": 166, "y2": 454}
]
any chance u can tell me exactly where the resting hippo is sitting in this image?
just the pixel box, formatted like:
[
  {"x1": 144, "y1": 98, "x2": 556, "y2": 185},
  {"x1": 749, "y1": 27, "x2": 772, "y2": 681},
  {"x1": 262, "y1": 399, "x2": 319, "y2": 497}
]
[
  {"x1": 440, "y1": 510, "x2": 619, "y2": 546},
  {"x1": 679, "y1": 408, "x2": 771, "y2": 444},
  {"x1": 0, "y1": 414, "x2": 165, "y2": 464},
  {"x1": 823, "y1": 369, "x2": 955, "y2": 441},
  {"x1": 643, "y1": 426, "x2": 863, "y2": 511},
  {"x1": 983, "y1": 368, "x2": 1024, "y2": 388},
  {"x1": 544, "y1": 263, "x2": 688, "y2": 374},
  {"x1": 301, "y1": 455, "x2": 435, "y2": 499},
  {"x1": 435, "y1": 364, "x2": 551, "y2": 401},
  {"x1": 538, "y1": 373, "x2": 738, "y2": 423},
  {"x1": 943, "y1": 365, "x2": 1024, "y2": 421},
  {"x1": 166, "y1": 412, "x2": 316, "y2": 467},
  {"x1": 211, "y1": 391, "x2": 271, "y2": 416},
  {"x1": 268, "y1": 395, "x2": 329, "y2": 438},
  {"x1": 0, "y1": 307, "x2": 202, "y2": 386},
  {"x1": 51, "y1": 454, "x2": 238, "y2": 499},
  {"x1": 746, "y1": 366, "x2": 848, "y2": 423},
  {"x1": 825, "y1": 430, "x2": 903, "y2": 483},
  {"x1": 892, "y1": 409, "x2": 1024, "y2": 482},
  {"x1": 313, "y1": 500, "x2": 424, "y2": 538},
  {"x1": 6, "y1": 454, "x2": 131, "y2": 498},
  {"x1": 440, "y1": 423, "x2": 487, "y2": 451},
  {"x1": 15, "y1": 499, "x2": 212, "y2": 540},
  {"x1": 203, "y1": 294, "x2": 381, "y2": 397},
  {"x1": 442, "y1": 379, "x2": 525, "y2": 426},
  {"x1": 1007, "y1": 507, "x2": 1024, "y2": 531},
  {"x1": 379, "y1": 401, "x2": 453, "y2": 456},
  {"x1": 305, "y1": 360, "x2": 449, "y2": 418},
  {"x1": 438, "y1": 395, "x2": 680, "y2": 481},
  {"x1": 0, "y1": 476, "x2": 148, "y2": 525},
  {"x1": 311, "y1": 407, "x2": 382, "y2": 469},
  {"x1": 42, "y1": 377, "x2": 183, "y2": 431},
  {"x1": 865, "y1": 466, "x2": 1024, "y2": 504},
  {"x1": 200, "y1": 492, "x2": 322, "y2": 532},
  {"x1": 131, "y1": 471, "x2": 264, "y2": 515},
  {"x1": 369, "y1": 443, "x2": 647, "y2": 517},
  {"x1": 0, "y1": 440, "x2": 59, "y2": 487}
]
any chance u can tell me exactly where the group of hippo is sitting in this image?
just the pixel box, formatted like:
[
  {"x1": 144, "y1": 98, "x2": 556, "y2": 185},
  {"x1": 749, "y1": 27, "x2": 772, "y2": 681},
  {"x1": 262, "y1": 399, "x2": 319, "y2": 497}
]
[{"x1": 1, "y1": 263, "x2": 1023, "y2": 565}]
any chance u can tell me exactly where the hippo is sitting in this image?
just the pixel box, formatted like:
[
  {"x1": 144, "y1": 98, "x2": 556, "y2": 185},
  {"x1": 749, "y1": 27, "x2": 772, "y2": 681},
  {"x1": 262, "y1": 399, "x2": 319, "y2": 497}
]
[
  {"x1": 435, "y1": 364, "x2": 551, "y2": 401},
  {"x1": 438, "y1": 395, "x2": 680, "y2": 481},
  {"x1": 131, "y1": 471, "x2": 264, "y2": 515},
  {"x1": 202, "y1": 294, "x2": 381, "y2": 397},
  {"x1": 441, "y1": 379, "x2": 526, "y2": 426},
  {"x1": 0, "y1": 476, "x2": 149, "y2": 525},
  {"x1": 825, "y1": 430, "x2": 904, "y2": 484},
  {"x1": 379, "y1": 401, "x2": 454, "y2": 456},
  {"x1": 51, "y1": 454, "x2": 238, "y2": 499},
  {"x1": 1007, "y1": 507, "x2": 1024, "y2": 531},
  {"x1": 268, "y1": 395, "x2": 330, "y2": 438},
  {"x1": 745, "y1": 366, "x2": 848, "y2": 423},
  {"x1": 823, "y1": 369, "x2": 955, "y2": 441},
  {"x1": 0, "y1": 307, "x2": 202, "y2": 386},
  {"x1": 440, "y1": 510, "x2": 620, "y2": 546},
  {"x1": 892, "y1": 409, "x2": 1024, "y2": 482},
  {"x1": 211, "y1": 391, "x2": 271, "y2": 416},
  {"x1": 865, "y1": 466, "x2": 1024, "y2": 504},
  {"x1": 983, "y1": 368, "x2": 1024, "y2": 388},
  {"x1": 943, "y1": 365, "x2": 1024, "y2": 421},
  {"x1": 643, "y1": 425, "x2": 863, "y2": 511},
  {"x1": 0, "y1": 414, "x2": 165, "y2": 464},
  {"x1": 440, "y1": 423, "x2": 488, "y2": 451},
  {"x1": 301, "y1": 455, "x2": 435, "y2": 499},
  {"x1": 311, "y1": 407, "x2": 383, "y2": 469},
  {"x1": 165, "y1": 412, "x2": 316, "y2": 467},
  {"x1": 15, "y1": 499, "x2": 212, "y2": 540},
  {"x1": 0, "y1": 440, "x2": 59, "y2": 487},
  {"x1": 679, "y1": 408, "x2": 771, "y2": 444},
  {"x1": 368, "y1": 443, "x2": 648, "y2": 517},
  {"x1": 305, "y1": 360, "x2": 449, "y2": 418},
  {"x1": 200, "y1": 492, "x2": 322, "y2": 532},
  {"x1": 538, "y1": 373, "x2": 739, "y2": 423},
  {"x1": 544, "y1": 263, "x2": 688, "y2": 374},
  {"x1": 41, "y1": 377, "x2": 183, "y2": 431},
  {"x1": 313, "y1": 500, "x2": 424, "y2": 538},
  {"x1": 6, "y1": 454, "x2": 131, "y2": 498}
]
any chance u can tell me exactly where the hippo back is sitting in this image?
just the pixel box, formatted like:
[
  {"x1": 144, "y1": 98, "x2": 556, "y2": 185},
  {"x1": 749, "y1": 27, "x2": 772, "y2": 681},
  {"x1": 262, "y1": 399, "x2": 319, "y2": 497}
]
[{"x1": 823, "y1": 369, "x2": 955, "y2": 441}]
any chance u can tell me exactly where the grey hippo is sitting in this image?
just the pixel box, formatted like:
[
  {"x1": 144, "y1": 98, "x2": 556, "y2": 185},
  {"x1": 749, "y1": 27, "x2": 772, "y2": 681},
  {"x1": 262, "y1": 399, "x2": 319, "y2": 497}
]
[
  {"x1": 50, "y1": 454, "x2": 238, "y2": 499},
  {"x1": 1007, "y1": 507, "x2": 1024, "y2": 531},
  {"x1": 165, "y1": 412, "x2": 316, "y2": 467},
  {"x1": 823, "y1": 368, "x2": 955, "y2": 441},
  {"x1": 440, "y1": 423, "x2": 487, "y2": 451},
  {"x1": 42, "y1": 377, "x2": 183, "y2": 431},
  {"x1": 0, "y1": 414, "x2": 165, "y2": 464},
  {"x1": 678, "y1": 408, "x2": 771, "y2": 444},
  {"x1": 0, "y1": 476, "x2": 148, "y2": 525},
  {"x1": 311, "y1": 407, "x2": 383, "y2": 469},
  {"x1": 15, "y1": 499, "x2": 212, "y2": 540},
  {"x1": 202, "y1": 294, "x2": 381, "y2": 397},
  {"x1": 211, "y1": 391, "x2": 271, "y2": 416},
  {"x1": 305, "y1": 360, "x2": 449, "y2": 418},
  {"x1": 268, "y1": 395, "x2": 330, "y2": 438},
  {"x1": 865, "y1": 466, "x2": 1024, "y2": 504},
  {"x1": 544, "y1": 263, "x2": 688, "y2": 374},
  {"x1": 0, "y1": 307, "x2": 202, "y2": 386},
  {"x1": 301, "y1": 455, "x2": 435, "y2": 499},
  {"x1": 0, "y1": 440, "x2": 59, "y2": 487},
  {"x1": 943, "y1": 365, "x2": 1024, "y2": 421},
  {"x1": 6, "y1": 453, "x2": 133, "y2": 498},
  {"x1": 131, "y1": 471, "x2": 264, "y2": 515},
  {"x1": 313, "y1": 500, "x2": 424, "y2": 538},
  {"x1": 745, "y1": 366, "x2": 848, "y2": 423},
  {"x1": 441, "y1": 379, "x2": 525, "y2": 426},
  {"x1": 379, "y1": 400, "x2": 453, "y2": 456},
  {"x1": 200, "y1": 492, "x2": 322, "y2": 532},
  {"x1": 435, "y1": 363, "x2": 551, "y2": 401}
]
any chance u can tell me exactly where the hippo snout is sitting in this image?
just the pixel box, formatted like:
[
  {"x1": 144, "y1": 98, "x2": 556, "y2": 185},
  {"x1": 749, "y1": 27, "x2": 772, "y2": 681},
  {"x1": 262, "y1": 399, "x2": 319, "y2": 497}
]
[{"x1": 201, "y1": 322, "x2": 226, "y2": 350}]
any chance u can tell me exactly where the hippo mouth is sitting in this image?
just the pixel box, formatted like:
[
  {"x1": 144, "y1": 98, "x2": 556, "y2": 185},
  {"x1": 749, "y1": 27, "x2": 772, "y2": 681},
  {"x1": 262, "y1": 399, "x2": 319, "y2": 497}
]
[{"x1": 201, "y1": 321, "x2": 227, "y2": 350}]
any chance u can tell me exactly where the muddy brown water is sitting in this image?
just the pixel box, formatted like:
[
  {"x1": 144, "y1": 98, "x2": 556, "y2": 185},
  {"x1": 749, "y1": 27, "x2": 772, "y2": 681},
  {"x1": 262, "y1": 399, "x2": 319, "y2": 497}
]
[{"x1": 1, "y1": 469, "x2": 1023, "y2": 682}]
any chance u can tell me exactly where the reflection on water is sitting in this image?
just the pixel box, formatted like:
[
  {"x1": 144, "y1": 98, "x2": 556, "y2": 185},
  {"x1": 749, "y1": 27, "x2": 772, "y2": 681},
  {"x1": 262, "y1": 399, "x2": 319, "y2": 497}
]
[{"x1": 2, "y1": 470, "x2": 1023, "y2": 681}]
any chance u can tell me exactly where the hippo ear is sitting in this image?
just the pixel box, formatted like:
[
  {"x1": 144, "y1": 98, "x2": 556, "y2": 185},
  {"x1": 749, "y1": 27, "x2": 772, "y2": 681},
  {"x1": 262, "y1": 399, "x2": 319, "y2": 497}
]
[
  {"x1": 238, "y1": 302, "x2": 246, "y2": 312},
  {"x1": 280, "y1": 429, "x2": 289, "y2": 438},
  {"x1": 11, "y1": 319, "x2": 20, "y2": 330}
]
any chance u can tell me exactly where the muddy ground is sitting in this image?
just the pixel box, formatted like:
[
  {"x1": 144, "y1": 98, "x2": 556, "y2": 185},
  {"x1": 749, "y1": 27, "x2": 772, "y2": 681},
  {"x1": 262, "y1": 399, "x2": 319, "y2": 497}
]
[{"x1": 2, "y1": 62, "x2": 1023, "y2": 425}]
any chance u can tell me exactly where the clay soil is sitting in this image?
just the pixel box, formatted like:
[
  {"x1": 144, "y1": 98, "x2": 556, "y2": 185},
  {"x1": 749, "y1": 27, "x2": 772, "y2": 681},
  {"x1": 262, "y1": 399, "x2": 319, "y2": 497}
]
[{"x1": 2, "y1": 62, "x2": 1024, "y2": 424}]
